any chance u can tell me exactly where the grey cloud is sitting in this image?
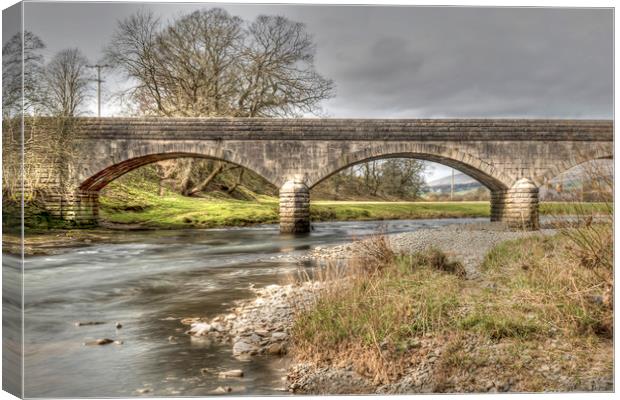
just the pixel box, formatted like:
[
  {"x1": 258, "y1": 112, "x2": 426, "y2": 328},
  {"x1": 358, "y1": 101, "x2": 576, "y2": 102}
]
[
  {"x1": 296, "y1": 7, "x2": 613, "y2": 118},
  {"x1": 21, "y1": 3, "x2": 612, "y2": 119}
]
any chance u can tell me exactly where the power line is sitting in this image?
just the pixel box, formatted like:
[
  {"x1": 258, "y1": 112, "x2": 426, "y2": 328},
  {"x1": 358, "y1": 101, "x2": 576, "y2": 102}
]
[
  {"x1": 450, "y1": 168, "x2": 454, "y2": 201},
  {"x1": 87, "y1": 64, "x2": 112, "y2": 117}
]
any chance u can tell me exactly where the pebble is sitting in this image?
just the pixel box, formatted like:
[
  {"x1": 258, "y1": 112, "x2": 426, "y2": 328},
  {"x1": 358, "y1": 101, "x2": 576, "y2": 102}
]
[
  {"x1": 308, "y1": 222, "x2": 556, "y2": 278},
  {"x1": 187, "y1": 322, "x2": 212, "y2": 336},
  {"x1": 115, "y1": 322, "x2": 123, "y2": 329},
  {"x1": 232, "y1": 340, "x2": 258, "y2": 356},
  {"x1": 266, "y1": 342, "x2": 284, "y2": 355},
  {"x1": 271, "y1": 332, "x2": 287, "y2": 341},
  {"x1": 219, "y1": 369, "x2": 244, "y2": 378},
  {"x1": 75, "y1": 321, "x2": 105, "y2": 327},
  {"x1": 84, "y1": 338, "x2": 115, "y2": 346},
  {"x1": 212, "y1": 386, "x2": 232, "y2": 394}
]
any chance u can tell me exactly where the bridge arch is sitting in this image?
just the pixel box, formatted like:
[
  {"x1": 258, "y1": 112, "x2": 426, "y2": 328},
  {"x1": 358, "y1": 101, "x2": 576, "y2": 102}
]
[
  {"x1": 78, "y1": 144, "x2": 279, "y2": 192},
  {"x1": 306, "y1": 143, "x2": 513, "y2": 191},
  {"x1": 537, "y1": 147, "x2": 613, "y2": 188}
]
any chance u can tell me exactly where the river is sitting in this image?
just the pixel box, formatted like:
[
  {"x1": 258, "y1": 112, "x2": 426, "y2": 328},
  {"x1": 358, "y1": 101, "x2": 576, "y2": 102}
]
[{"x1": 10, "y1": 218, "x2": 484, "y2": 397}]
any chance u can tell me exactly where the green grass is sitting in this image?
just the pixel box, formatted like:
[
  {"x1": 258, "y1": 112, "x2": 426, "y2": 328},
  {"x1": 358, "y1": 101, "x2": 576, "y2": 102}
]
[
  {"x1": 295, "y1": 264, "x2": 463, "y2": 350},
  {"x1": 98, "y1": 178, "x2": 499, "y2": 228},
  {"x1": 100, "y1": 185, "x2": 280, "y2": 228},
  {"x1": 8, "y1": 170, "x2": 610, "y2": 230},
  {"x1": 310, "y1": 200, "x2": 490, "y2": 221},
  {"x1": 101, "y1": 197, "x2": 492, "y2": 228},
  {"x1": 539, "y1": 201, "x2": 610, "y2": 215},
  {"x1": 99, "y1": 184, "x2": 609, "y2": 229}
]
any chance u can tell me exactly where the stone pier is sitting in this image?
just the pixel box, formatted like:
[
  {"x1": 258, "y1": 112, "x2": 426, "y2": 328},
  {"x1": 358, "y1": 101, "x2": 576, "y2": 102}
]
[
  {"x1": 279, "y1": 181, "x2": 310, "y2": 234},
  {"x1": 41, "y1": 190, "x2": 99, "y2": 226},
  {"x1": 491, "y1": 178, "x2": 540, "y2": 230}
]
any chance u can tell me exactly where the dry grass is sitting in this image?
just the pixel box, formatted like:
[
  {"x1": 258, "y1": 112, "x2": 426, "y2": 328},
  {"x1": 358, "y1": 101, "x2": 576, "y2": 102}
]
[
  {"x1": 290, "y1": 236, "x2": 467, "y2": 383},
  {"x1": 479, "y1": 232, "x2": 612, "y2": 338},
  {"x1": 289, "y1": 226, "x2": 613, "y2": 390}
]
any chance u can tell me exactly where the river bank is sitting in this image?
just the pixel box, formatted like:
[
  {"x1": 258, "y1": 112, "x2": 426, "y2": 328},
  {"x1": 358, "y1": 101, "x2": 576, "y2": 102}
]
[
  {"x1": 4, "y1": 200, "x2": 606, "y2": 256},
  {"x1": 99, "y1": 195, "x2": 607, "y2": 229},
  {"x1": 100, "y1": 196, "x2": 496, "y2": 229},
  {"x1": 186, "y1": 222, "x2": 613, "y2": 394},
  {"x1": 1, "y1": 200, "x2": 491, "y2": 255},
  {"x1": 0, "y1": 202, "x2": 497, "y2": 256}
]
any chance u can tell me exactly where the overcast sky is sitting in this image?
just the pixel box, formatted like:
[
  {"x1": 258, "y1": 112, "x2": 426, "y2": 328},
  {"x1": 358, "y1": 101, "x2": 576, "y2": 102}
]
[{"x1": 12, "y1": 2, "x2": 614, "y2": 180}]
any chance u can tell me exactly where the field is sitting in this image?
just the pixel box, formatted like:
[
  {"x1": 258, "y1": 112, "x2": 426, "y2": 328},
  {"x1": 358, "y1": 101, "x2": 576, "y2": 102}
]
[
  {"x1": 98, "y1": 181, "x2": 607, "y2": 229},
  {"x1": 97, "y1": 177, "x2": 497, "y2": 229}
]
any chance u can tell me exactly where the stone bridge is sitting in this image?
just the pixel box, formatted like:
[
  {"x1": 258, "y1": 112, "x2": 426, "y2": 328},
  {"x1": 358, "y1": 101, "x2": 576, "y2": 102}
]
[{"x1": 51, "y1": 118, "x2": 612, "y2": 232}]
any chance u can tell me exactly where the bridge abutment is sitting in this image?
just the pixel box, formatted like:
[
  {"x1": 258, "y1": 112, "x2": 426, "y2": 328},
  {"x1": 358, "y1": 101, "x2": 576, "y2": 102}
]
[
  {"x1": 279, "y1": 181, "x2": 310, "y2": 234},
  {"x1": 42, "y1": 190, "x2": 99, "y2": 226},
  {"x1": 491, "y1": 178, "x2": 539, "y2": 230}
]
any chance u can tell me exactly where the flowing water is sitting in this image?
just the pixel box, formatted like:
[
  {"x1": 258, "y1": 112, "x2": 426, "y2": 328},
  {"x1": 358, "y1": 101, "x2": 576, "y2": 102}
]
[{"x1": 9, "y1": 218, "x2": 484, "y2": 397}]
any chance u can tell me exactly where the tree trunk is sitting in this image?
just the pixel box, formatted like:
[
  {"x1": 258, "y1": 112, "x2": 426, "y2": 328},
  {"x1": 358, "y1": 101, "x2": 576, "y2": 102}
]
[
  {"x1": 179, "y1": 159, "x2": 195, "y2": 196},
  {"x1": 187, "y1": 162, "x2": 225, "y2": 196},
  {"x1": 227, "y1": 168, "x2": 245, "y2": 195}
]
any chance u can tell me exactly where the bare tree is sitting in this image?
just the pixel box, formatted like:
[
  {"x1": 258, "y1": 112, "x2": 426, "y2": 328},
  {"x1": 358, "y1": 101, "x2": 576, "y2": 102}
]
[
  {"x1": 381, "y1": 159, "x2": 427, "y2": 199},
  {"x1": 43, "y1": 48, "x2": 91, "y2": 116},
  {"x1": 105, "y1": 8, "x2": 335, "y2": 195},
  {"x1": 237, "y1": 14, "x2": 335, "y2": 117},
  {"x1": 2, "y1": 30, "x2": 46, "y2": 117},
  {"x1": 106, "y1": 8, "x2": 334, "y2": 118},
  {"x1": 358, "y1": 161, "x2": 383, "y2": 197},
  {"x1": 313, "y1": 159, "x2": 428, "y2": 201}
]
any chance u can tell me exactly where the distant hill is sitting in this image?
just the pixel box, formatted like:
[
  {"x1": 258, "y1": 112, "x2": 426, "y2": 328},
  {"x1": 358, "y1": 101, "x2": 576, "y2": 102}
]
[
  {"x1": 426, "y1": 172, "x2": 478, "y2": 187},
  {"x1": 424, "y1": 160, "x2": 612, "y2": 199},
  {"x1": 425, "y1": 172, "x2": 482, "y2": 194}
]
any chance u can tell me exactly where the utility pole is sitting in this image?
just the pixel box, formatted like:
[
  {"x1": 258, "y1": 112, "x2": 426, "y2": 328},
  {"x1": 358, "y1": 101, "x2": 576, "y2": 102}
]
[
  {"x1": 87, "y1": 64, "x2": 111, "y2": 117},
  {"x1": 450, "y1": 168, "x2": 455, "y2": 201}
]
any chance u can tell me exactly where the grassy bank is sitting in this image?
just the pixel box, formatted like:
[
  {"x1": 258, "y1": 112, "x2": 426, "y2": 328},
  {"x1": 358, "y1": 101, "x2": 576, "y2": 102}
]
[
  {"x1": 98, "y1": 180, "x2": 496, "y2": 228},
  {"x1": 290, "y1": 229, "x2": 613, "y2": 392},
  {"x1": 101, "y1": 196, "x2": 493, "y2": 228},
  {"x1": 98, "y1": 181, "x2": 608, "y2": 229},
  {"x1": 4, "y1": 174, "x2": 609, "y2": 231}
]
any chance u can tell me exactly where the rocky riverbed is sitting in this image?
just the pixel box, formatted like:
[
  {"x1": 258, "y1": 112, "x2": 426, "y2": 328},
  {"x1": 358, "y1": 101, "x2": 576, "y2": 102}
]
[
  {"x1": 179, "y1": 281, "x2": 323, "y2": 359},
  {"x1": 307, "y1": 221, "x2": 556, "y2": 277}
]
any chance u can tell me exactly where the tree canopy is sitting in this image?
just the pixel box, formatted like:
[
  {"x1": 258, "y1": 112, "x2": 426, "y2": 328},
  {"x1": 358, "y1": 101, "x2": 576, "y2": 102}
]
[{"x1": 105, "y1": 8, "x2": 335, "y2": 117}]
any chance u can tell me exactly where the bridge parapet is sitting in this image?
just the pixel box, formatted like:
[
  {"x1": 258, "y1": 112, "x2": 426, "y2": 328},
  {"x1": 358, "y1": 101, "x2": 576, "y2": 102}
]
[{"x1": 74, "y1": 117, "x2": 612, "y2": 141}]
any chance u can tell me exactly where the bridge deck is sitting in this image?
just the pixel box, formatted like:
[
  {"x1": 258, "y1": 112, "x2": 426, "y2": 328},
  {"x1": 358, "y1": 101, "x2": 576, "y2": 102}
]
[{"x1": 72, "y1": 118, "x2": 613, "y2": 141}]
